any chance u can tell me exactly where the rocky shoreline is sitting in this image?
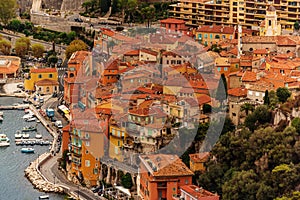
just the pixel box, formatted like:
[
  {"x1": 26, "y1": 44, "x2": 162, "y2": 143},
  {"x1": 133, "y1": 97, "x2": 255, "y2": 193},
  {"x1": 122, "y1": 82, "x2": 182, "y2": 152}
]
[{"x1": 24, "y1": 153, "x2": 65, "y2": 193}]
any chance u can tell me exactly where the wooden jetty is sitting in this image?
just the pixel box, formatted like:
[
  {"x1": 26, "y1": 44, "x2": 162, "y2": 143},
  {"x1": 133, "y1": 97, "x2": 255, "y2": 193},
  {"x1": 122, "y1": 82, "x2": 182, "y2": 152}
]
[{"x1": 0, "y1": 104, "x2": 30, "y2": 110}]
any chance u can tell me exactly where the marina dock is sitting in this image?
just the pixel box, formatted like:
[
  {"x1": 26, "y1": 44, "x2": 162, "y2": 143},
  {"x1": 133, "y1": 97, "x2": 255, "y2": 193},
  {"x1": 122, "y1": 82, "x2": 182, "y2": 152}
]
[
  {"x1": 0, "y1": 104, "x2": 29, "y2": 110},
  {"x1": 15, "y1": 138, "x2": 52, "y2": 146}
]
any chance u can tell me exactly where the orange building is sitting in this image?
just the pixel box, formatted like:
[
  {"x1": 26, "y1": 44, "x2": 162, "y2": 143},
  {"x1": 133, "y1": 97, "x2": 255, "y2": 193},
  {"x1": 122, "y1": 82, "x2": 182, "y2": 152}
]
[
  {"x1": 64, "y1": 51, "x2": 89, "y2": 105},
  {"x1": 61, "y1": 124, "x2": 70, "y2": 153},
  {"x1": 139, "y1": 154, "x2": 194, "y2": 200},
  {"x1": 160, "y1": 18, "x2": 192, "y2": 36}
]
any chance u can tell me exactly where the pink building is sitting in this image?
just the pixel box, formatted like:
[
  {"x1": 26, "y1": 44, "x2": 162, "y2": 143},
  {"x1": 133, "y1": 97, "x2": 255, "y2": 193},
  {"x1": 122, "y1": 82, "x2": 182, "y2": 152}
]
[{"x1": 160, "y1": 18, "x2": 193, "y2": 36}]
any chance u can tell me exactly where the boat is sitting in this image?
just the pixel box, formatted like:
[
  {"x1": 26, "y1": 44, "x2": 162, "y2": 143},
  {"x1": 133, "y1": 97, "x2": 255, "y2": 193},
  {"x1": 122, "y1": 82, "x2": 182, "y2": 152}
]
[
  {"x1": 22, "y1": 126, "x2": 37, "y2": 132},
  {"x1": 23, "y1": 98, "x2": 30, "y2": 104},
  {"x1": 0, "y1": 111, "x2": 3, "y2": 116},
  {"x1": 22, "y1": 112, "x2": 34, "y2": 119},
  {"x1": 15, "y1": 131, "x2": 22, "y2": 139},
  {"x1": 35, "y1": 133, "x2": 42, "y2": 139},
  {"x1": 21, "y1": 147, "x2": 34, "y2": 153},
  {"x1": 0, "y1": 116, "x2": 3, "y2": 121},
  {"x1": 22, "y1": 133, "x2": 30, "y2": 139},
  {"x1": 0, "y1": 134, "x2": 10, "y2": 147},
  {"x1": 26, "y1": 117, "x2": 37, "y2": 122},
  {"x1": 39, "y1": 194, "x2": 49, "y2": 199},
  {"x1": 36, "y1": 120, "x2": 41, "y2": 123}
]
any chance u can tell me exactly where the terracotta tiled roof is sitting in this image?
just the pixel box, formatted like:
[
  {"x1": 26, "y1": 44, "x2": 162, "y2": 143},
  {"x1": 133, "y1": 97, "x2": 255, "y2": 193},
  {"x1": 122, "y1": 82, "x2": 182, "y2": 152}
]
[
  {"x1": 140, "y1": 154, "x2": 194, "y2": 177},
  {"x1": 35, "y1": 79, "x2": 59, "y2": 86},
  {"x1": 140, "y1": 49, "x2": 158, "y2": 56},
  {"x1": 253, "y1": 49, "x2": 268, "y2": 54},
  {"x1": 180, "y1": 185, "x2": 219, "y2": 200},
  {"x1": 241, "y1": 71, "x2": 257, "y2": 82},
  {"x1": 124, "y1": 50, "x2": 139, "y2": 56},
  {"x1": 240, "y1": 61, "x2": 252, "y2": 67},
  {"x1": 31, "y1": 68, "x2": 57, "y2": 73},
  {"x1": 197, "y1": 25, "x2": 255, "y2": 35},
  {"x1": 189, "y1": 152, "x2": 210, "y2": 163},
  {"x1": 160, "y1": 18, "x2": 185, "y2": 24},
  {"x1": 197, "y1": 94, "x2": 211, "y2": 105},
  {"x1": 228, "y1": 87, "x2": 247, "y2": 97}
]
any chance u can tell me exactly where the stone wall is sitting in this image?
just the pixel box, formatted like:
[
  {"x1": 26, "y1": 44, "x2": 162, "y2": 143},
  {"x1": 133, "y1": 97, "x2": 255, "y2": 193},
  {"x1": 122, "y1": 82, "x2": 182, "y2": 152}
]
[
  {"x1": 18, "y1": 0, "x2": 84, "y2": 13},
  {"x1": 30, "y1": 13, "x2": 71, "y2": 32}
]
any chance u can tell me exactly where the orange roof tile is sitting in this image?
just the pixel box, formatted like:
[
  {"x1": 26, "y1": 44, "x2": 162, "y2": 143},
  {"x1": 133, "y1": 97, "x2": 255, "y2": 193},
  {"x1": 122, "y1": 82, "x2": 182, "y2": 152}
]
[
  {"x1": 160, "y1": 18, "x2": 185, "y2": 24},
  {"x1": 241, "y1": 71, "x2": 257, "y2": 82},
  {"x1": 35, "y1": 79, "x2": 59, "y2": 86},
  {"x1": 189, "y1": 152, "x2": 210, "y2": 163},
  {"x1": 228, "y1": 87, "x2": 247, "y2": 97},
  {"x1": 140, "y1": 154, "x2": 194, "y2": 177},
  {"x1": 180, "y1": 185, "x2": 219, "y2": 200},
  {"x1": 31, "y1": 68, "x2": 57, "y2": 73}
]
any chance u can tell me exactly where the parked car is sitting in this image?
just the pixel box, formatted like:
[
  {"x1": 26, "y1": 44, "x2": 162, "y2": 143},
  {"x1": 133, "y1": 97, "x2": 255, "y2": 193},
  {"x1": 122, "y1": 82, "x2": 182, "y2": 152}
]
[{"x1": 74, "y1": 18, "x2": 83, "y2": 22}]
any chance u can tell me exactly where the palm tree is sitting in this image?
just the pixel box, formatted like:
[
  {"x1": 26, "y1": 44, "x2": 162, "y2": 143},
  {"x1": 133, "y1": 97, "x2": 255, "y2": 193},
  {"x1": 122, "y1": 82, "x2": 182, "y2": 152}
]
[{"x1": 240, "y1": 103, "x2": 255, "y2": 116}]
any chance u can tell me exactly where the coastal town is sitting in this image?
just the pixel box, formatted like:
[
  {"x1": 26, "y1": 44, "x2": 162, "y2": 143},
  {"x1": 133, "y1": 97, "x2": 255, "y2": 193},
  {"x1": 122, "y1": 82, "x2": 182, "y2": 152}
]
[{"x1": 1, "y1": 0, "x2": 300, "y2": 200}]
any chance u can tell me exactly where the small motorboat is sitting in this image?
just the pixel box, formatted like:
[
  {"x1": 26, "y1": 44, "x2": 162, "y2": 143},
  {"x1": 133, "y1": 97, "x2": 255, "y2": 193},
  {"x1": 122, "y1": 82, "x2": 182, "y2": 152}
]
[
  {"x1": 22, "y1": 126, "x2": 37, "y2": 132},
  {"x1": 15, "y1": 131, "x2": 22, "y2": 139},
  {"x1": 22, "y1": 133, "x2": 30, "y2": 139},
  {"x1": 0, "y1": 134, "x2": 10, "y2": 147},
  {"x1": 0, "y1": 111, "x2": 3, "y2": 116},
  {"x1": 36, "y1": 120, "x2": 41, "y2": 123},
  {"x1": 21, "y1": 147, "x2": 34, "y2": 153},
  {"x1": 39, "y1": 194, "x2": 49, "y2": 199},
  {"x1": 35, "y1": 133, "x2": 42, "y2": 139},
  {"x1": 26, "y1": 117, "x2": 37, "y2": 122}
]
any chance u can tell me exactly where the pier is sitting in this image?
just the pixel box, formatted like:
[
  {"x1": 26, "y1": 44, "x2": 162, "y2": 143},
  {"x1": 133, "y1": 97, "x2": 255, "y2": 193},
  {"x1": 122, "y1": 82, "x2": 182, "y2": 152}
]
[{"x1": 0, "y1": 104, "x2": 29, "y2": 110}]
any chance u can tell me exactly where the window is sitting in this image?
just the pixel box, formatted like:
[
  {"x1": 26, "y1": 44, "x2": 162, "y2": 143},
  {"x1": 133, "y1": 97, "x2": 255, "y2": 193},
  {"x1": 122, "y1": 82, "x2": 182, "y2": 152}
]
[
  {"x1": 198, "y1": 34, "x2": 202, "y2": 40},
  {"x1": 86, "y1": 150, "x2": 89, "y2": 154},
  {"x1": 46, "y1": 87, "x2": 50, "y2": 93},
  {"x1": 255, "y1": 92, "x2": 260, "y2": 97},
  {"x1": 85, "y1": 160, "x2": 90, "y2": 167},
  {"x1": 38, "y1": 74, "x2": 42, "y2": 78},
  {"x1": 49, "y1": 74, "x2": 53, "y2": 78},
  {"x1": 118, "y1": 141, "x2": 120, "y2": 146},
  {"x1": 210, "y1": 34, "x2": 213, "y2": 39},
  {"x1": 217, "y1": 67, "x2": 221, "y2": 71},
  {"x1": 85, "y1": 133, "x2": 89, "y2": 139},
  {"x1": 112, "y1": 129, "x2": 115, "y2": 135},
  {"x1": 130, "y1": 79, "x2": 133, "y2": 83},
  {"x1": 215, "y1": 35, "x2": 220, "y2": 39},
  {"x1": 224, "y1": 67, "x2": 228, "y2": 71},
  {"x1": 93, "y1": 168, "x2": 98, "y2": 174},
  {"x1": 235, "y1": 64, "x2": 239, "y2": 68},
  {"x1": 148, "y1": 129, "x2": 152, "y2": 136},
  {"x1": 86, "y1": 141, "x2": 90, "y2": 146},
  {"x1": 114, "y1": 146, "x2": 118, "y2": 154},
  {"x1": 204, "y1": 34, "x2": 208, "y2": 39},
  {"x1": 269, "y1": 20, "x2": 271, "y2": 26},
  {"x1": 249, "y1": 91, "x2": 253, "y2": 95},
  {"x1": 222, "y1": 35, "x2": 226, "y2": 39},
  {"x1": 185, "y1": 179, "x2": 189, "y2": 184}
]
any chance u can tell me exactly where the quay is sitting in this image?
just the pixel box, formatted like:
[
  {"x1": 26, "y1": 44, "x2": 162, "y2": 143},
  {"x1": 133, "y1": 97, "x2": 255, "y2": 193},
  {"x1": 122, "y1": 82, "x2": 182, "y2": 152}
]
[
  {"x1": 15, "y1": 138, "x2": 52, "y2": 146},
  {"x1": 0, "y1": 104, "x2": 29, "y2": 110}
]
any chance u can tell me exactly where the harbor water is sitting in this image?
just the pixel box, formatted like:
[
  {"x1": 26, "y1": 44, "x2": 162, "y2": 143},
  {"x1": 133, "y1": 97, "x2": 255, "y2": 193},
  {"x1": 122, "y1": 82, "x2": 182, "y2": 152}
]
[{"x1": 0, "y1": 97, "x2": 65, "y2": 200}]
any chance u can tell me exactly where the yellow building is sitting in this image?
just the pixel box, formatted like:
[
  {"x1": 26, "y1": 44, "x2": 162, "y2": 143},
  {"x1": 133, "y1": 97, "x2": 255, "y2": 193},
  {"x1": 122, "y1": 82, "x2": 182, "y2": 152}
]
[
  {"x1": 109, "y1": 117, "x2": 127, "y2": 162},
  {"x1": 24, "y1": 68, "x2": 58, "y2": 94},
  {"x1": 189, "y1": 152, "x2": 210, "y2": 172},
  {"x1": 260, "y1": 5, "x2": 282, "y2": 36},
  {"x1": 170, "y1": 0, "x2": 296, "y2": 32}
]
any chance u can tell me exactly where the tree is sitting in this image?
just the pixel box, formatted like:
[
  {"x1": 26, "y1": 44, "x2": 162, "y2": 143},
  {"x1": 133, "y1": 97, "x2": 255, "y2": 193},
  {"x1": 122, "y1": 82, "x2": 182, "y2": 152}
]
[
  {"x1": 241, "y1": 103, "x2": 255, "y2": 116},
  {"x1": 276, "y1": 87, "x2": 291, "y2": 103},
  {"x1": 0, "y1": 39, "x2": 11, "y2": 55},
  {"x1": 222, "y1": 170, "x2": 260, "y2": 200},
  {"x1": 14, "y1": 42, "x2": 27, "y2": 58},
  {"x1": 141, "y1": 5, "x2": 156, "y2": 28},
  {"x1": 65, "y1": 39, "x2": 88, "y2": 59},
  {"x1": 291, "y1": 117, "x2": 300, "y2": 134},
  {"x1": 264, "y1": 90, "x2": 270, "y2": 105},
  {"x1": 244, "y1": 105, "x2": 271, "y2": 131},
  {"x1": 117, "y1": 0, "x2": 137, "y2": 24},
  {"x1": 216, "y1": 73, "x2": 227, "y2": 105},
  {"x1": 294, "y1": 21, "x2": 300, "y2": 31},
  {"x1": 31, "y1": 43, "x2": 45, "y2": 58},
  {"x1": 121, "y1": 173, "x2": 133, "y2": 189},
  {"x1": 16, "y1": 37, "x2": 30, "y2": 52},
  {"x1": 269, "y1": 90, "x2": 279, "y2": 109},
  {"x1": 7, "y1": 19, "x2": 23, "y2": 32},
  {"x1": 0, "y1": 0, "x2": 16, "y2": 26}
]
